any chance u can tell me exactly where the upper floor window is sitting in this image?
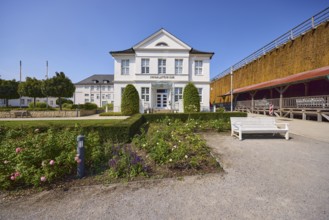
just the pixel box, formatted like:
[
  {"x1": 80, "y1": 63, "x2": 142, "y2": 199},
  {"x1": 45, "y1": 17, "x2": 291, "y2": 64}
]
[
  {"x1": 102, "y1": 86, "x2": 105, "y2": 91},
  {"x1": 108, "y1": 85, "x2": 113, "y2": 91},
  {"x1": 84, "y1": 86, "x2": 89, "y2": 89},
  {"x1": 195, "y1": 60, "x2": 203, "y2": 75},
  {"x1": 141, "y1": 87, "x2": 150, "y2": 102},
  {"x1": 175, "y1": 59, "x2": 183, "y2": 74},
  {"x1": 91, "y1": 86, "x2": 94, "y2": 91},
  {"x1": 156, "y1": 42, "x2": 168, "y2": 47},
  {"x1": 121, "y1": 59, "x2": 130, "y2": 75},
  {"x1": 141, "y1": 59, "x2": 150, "y2": 74},
  {"x1": 158, "y1": 59, "x2": 166, "y2": 74}
]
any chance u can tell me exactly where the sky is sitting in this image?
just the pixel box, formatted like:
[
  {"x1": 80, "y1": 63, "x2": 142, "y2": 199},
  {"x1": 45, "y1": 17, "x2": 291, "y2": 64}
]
[{"x1": 0, "y1": 0, "x2": 328, "y2": 83}]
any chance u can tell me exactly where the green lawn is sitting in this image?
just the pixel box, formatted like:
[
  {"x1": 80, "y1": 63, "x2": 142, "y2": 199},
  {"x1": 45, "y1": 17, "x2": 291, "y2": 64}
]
[{"x1": 0, "y1": 119, "x2": 123, "y2": 128}]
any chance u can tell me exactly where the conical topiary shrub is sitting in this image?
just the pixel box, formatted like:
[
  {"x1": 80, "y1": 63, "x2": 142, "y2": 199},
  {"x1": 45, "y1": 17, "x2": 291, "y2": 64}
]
[
  {"x1": 183, "y1": 83, "x2": 200, "y2": 113},
  {"x1": 121, "y1": 84, "x2": 140, "y2": 115}
]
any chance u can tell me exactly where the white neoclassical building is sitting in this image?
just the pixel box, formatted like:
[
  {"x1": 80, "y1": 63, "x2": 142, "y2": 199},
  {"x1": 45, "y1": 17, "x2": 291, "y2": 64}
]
[
  {"x1": 110, "y1": 29, "x2": 214, "y2": 113},
  {"x1": 74, "y1": 74, "x2": 114, "y2": 107}
]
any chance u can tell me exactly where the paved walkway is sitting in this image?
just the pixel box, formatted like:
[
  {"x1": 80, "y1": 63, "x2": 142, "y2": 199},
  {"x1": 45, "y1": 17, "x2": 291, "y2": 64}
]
[
  {"x1": 0, "y1": 114, "x2": 129, "y2": 121},
  {"x1": 247, "y1": 113, "x2": 329, "y2": 143}
]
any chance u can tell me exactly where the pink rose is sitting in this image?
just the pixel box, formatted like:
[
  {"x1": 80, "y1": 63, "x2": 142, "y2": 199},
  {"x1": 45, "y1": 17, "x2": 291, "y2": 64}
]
[
  {"x1": 16, "y1": 148, "x2": 22, "y2": 153},
  {"x1": 40, "y1": 176, "x2": 46, "y2": 182},
  {"x1": 14, "y1": 171, "x2": 20, "y2": 177},
  {"x1": 10, "y1": 176, "x2": 16, "y2": 181},
  {"x1": 77, "y1": 159, "x2": 82, "y2": 164},
  {"x1": 74, "y1": 156, "x2": 79, "y2": 161},
  {"x1": 49, "y1": 160, "x2": 55, "y2": 166}
]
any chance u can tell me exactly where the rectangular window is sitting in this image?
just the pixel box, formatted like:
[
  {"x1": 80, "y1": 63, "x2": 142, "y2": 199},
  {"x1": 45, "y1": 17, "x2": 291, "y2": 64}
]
[
  {"x1": 141, "y1": 59, "x2": 150, "y2": 74},
  {"x1": 108, "y1": 86, "x2": 113, "y2": 91},
  {"x1": 85, "y1": 94, "x2": 89, "y2": 96},
  {"x1": 20, "y1": 99, "x2": 25, "y2": 105},
  {"x1": 50, "y1": 100, "x2": 54, "y2": 105},
  {"x1": 84, "y1": 86, "x2": 89, "y2": 89},
  {"x1": 175, "y1": 59, "x2": 183, "y2": 74},
  {"x1": 96, "y1": 86, "x2": 100, "y2": 91},
  {"x1": 121, "y1": 60, "x2": 130, "y2": 75},
  {"x1": 174, "y1": 87, "x2": 183, "y2": 102},
  {"x1": 195, "y1": 60, "x2": 203, "y2": 75},
  {"x1": 141, "y1": 87, "x2": 150, "y2": 102},
  {"x1": 91, "y1": 98, "x2": 94, "y2": 102},
  {"x1": 85, "y1": 99, "x2": 89, "y2": 102},
  {"x1": 198, "y1": 88, "x2": 203, "y2": 103},
  {"x1": 96, "y1": 94, "x2": 100, "y2": 99},
  {"x1": 102, "y1": 86, "x2": 105, "y2": 91},
  {"x1": 158, "y1": 59, "x2": 166, "y2": 74},
  {"x1": 91, "y1": 86, "x2": 94, "y2": 91},
  {"x1": 91, "y1": 94, "x2": 94, "y2": 97}
]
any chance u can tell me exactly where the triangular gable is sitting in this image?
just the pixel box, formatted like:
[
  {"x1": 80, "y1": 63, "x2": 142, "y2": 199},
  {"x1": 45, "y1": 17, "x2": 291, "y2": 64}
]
[{"x1": 133, "y1": 29, "x2": 191, "y2": 50}]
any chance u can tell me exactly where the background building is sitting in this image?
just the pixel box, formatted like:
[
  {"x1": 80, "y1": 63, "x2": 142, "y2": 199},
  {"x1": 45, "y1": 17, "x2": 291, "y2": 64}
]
[
  {"x1": 0, "y1": 97, "x2": 57, "y2": 107},
  {"x1": 110, "y1": 28, "x2": 214, "y2": 113},
  {"x1": 74, "y1": 74, "x2": 114, "y2": 107}
]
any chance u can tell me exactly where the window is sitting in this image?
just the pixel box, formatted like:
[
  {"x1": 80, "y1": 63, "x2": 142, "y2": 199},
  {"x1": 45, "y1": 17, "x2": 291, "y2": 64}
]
[
  {"x1": 96, "y1": 86, "x2": 100, "y2": 91},
  {"x1": 121, "y1": 59, "x2": 129, "y2": 75},
  {"x1": 50, "y1": 100, "x2": 54, "y2": 105},
  {"x1": 174, "y1": 88, "x2": 183, "y2": 102},
  {"x1": 96, "y1": 94, "x2": 100, "y2": 99},
  {"x1": 84, "y1": 86, "x2": 89, "y2": 89},
  {"x1": 85, "y1": 94, "x2": 89, "y2": 96},
  {"x1": 102, "y1": 95, "x2": 105, "y2": 99},
  {"x1": 175, "y1": 59, "x2": 183, "y2": 74},
  {"x1": 141, "y1": 87, "x2": 150, "y2": 102},
  {"x1": 91, "y1": 94, "x2": 94, "y2": 97},
  {"x1": 141, "y1": 59, "x2": 150, "y2": 74},
  {"x1": 198, "y1": 88, "x2": 203, "y2": 103},
  {"x1": 85, "y1": 99, "x2": 89, "y2": 102},
  {"x1": 102, "y1": 86, "x2": 105, "y2": 91},
  {"x1": 195, "y1": 60, "x2": 203, "y2": 75},
  {"x1": 20, "y1": 99, "x2": 25, "y2": 105},
  {"x1": 108, "y1": 86, "x2": 113, "y2": 91},
  {"x1": 156, "y1": 42, "x2": 168, "y2": 47},
  {"x1": 91, "y1": 86, "x2": 94, "y2": 91},
  {"x1": 158, "y1": 59, "x2": 166, "y2": 74},
  {"x1": 91, "y1": 98, "x2": 94, "y2": 102},
  {"x1": 27, "y1": 99, "x2": 32, "y2": 104}
]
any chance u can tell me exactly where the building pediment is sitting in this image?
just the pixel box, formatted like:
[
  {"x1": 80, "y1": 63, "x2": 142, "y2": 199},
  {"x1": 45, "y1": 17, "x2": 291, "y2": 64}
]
[{"x1": 133, "y1": 29, "x2": 191, "y2": 51}]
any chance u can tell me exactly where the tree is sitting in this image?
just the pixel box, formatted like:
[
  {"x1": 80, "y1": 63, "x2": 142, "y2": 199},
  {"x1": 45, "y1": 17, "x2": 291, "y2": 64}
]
[
  {"x1": 0, "y1": 79, "x2": 20, "y2": 107},
  {"x1": 42, "y1": 72, "x2": 75, "y2": 110},
  {"x1": 121, "y1": 84, "x2": 139, "y2": 115},
  {"x1": 183, "y1": 83, "x2": 200, "y2": 113},
  {"x1": 18, "y1": 77, "x2": 45, "y2": 107}
]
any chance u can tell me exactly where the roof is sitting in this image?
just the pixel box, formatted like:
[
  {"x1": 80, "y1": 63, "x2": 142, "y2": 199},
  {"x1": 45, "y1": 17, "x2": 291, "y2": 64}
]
[
  {"x1": 75, "y1": 74, "x2": 114, "y2": 85},
  {"x1": 230, "y1": 66, "x2": 329, "y2": 94},
  {"x1": 109, "y1": 28, "x2": 214, "y2": 58}
]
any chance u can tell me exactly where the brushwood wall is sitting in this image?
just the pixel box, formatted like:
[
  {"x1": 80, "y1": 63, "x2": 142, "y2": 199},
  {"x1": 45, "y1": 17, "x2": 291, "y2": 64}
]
[{"x1": 211, "y1": 22, "x2": 329, "y2": 104}]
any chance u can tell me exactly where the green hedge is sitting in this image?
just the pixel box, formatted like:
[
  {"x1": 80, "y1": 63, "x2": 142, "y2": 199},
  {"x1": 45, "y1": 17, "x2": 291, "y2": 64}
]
[
  {"x1": 142, "y1": 112, "x2": 247, "y2": 122},
  {"x1": 99, "y1": 112, "x2": 123, "y2": 116}
]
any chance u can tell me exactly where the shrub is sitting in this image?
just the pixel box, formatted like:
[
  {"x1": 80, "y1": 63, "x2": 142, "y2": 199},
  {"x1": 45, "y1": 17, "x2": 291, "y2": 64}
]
[
  {"x1": 183, "y1": 83, "x2": 200, "y2": 113},
  {"x1": 62, "y1": 103, "x2": 73, "y2": 109},
  {"x1": 216, "y1": 107, "x2": 225, "y2": 113},
  {"x1": 99, "y1": 112, "x2": 123, "y2": 116},
  {"x1": 28, "y1": 102, "x2": 47, "y2": 109},
  {"x1": 121, "y1": 84, "x2": 139, "y2": 115},
  {"x1": 83, "y1": 102, "x2": 98, "y2": 110}
]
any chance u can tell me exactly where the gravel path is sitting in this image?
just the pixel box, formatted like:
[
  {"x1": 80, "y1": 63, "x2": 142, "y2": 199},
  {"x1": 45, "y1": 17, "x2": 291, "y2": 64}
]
[{"x1": 1, "y1": 133, "x2": 329, "y2": 219}]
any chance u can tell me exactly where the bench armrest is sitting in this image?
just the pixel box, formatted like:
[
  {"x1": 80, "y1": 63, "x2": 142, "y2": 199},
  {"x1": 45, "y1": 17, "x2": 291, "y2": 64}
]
[{"x1": 275, "y1": 123, "x2": 289, "y2": 130}]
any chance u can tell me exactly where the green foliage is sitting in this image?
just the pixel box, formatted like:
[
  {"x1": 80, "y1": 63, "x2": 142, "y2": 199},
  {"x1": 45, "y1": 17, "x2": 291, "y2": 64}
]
[
  {"x1": 18, "y1": 77, "x2": 45, "y2": 107},
  {"x1": 142, "y1": 112, "x2": 247, "y2": 122},
  {"x1": 42, "y1": 72, "x2": 75, "y2": 110},
  {"x1": 183, "y1": 83, "x2": 200, "y2": 113},
  {"x1": 216, "y1": 107, "x2": 226, "y2": 113},
  {"x1": 100, "y1": 112, "x2": 123, "y2": 116},
  {"x1": 121, "y1": 84, "x2": 139, "y2": 115},
  {"x1": 107, "y1": 145, "x2": 148, "y2": 179},
  {"x1": 0, "y1": 79, "x2": 20, "y2": 107},
  {"x1": 83, "y1": 102, "x2": 98, "y2": 110},
  {"x1": 56, "y1": 98, "x2": 73, "y2": 105},
  {"x1": 132, "y1": 118, "x2": 219, "y2": 169},
  {"x1": 28, "y1": 102, "x2": 47, "y2": 109}
]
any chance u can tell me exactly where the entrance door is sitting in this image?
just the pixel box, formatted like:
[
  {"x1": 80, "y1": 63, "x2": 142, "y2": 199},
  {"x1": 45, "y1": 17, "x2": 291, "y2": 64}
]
[{"x1": 156, "y1": 89, "x2": 168, "y2": 108}]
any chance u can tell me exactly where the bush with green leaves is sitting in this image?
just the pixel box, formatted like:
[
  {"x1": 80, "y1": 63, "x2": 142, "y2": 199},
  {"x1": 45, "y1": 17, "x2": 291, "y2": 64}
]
[
  {"x1": 83, "y1": 102, "x2": 98, "y2": 110},
  {"x1": 121, "y1": 84, "x2": 139, "y2": 115},
  {"x1": 28, "y1": 102, "x2": 47, "y2": 109},
  {"x1": 183, "y1": 83, "x2": 200, "y2": 113},
  {"x1": 132, "y1": 118, "x2": 219, "y2": 170}
]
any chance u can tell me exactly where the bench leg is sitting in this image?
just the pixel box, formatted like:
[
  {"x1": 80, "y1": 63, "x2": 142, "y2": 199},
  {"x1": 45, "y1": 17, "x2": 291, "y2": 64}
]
[
  {"x1": 239, "y1": 132, "x2": 242, "y2": 141},
  {"x1": 285, "y1": 131, "x2": 289, "y2": 140}
]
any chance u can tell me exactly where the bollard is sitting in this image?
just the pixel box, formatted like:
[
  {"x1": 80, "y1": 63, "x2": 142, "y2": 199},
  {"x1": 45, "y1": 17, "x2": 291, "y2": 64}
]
[{"x1": 77, "y1": 135, "x2": 85, "y2": 178}]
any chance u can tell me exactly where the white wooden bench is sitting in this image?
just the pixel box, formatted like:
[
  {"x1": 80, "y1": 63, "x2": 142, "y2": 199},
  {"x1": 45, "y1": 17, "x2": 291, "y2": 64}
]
[{"x1": 230, "y1": 117, "x2": 289, "y2": 140}]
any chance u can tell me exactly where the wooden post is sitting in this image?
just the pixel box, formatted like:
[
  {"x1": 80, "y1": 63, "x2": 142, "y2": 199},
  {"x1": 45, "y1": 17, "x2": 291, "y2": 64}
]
[{"x1": 275, "y1": 85, "x2": 290, "y2": 117}]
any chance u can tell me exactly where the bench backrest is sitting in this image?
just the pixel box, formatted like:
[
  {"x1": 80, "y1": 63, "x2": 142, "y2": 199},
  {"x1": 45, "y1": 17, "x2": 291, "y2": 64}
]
[{"x1": 230, "y1": 117, "x2": 276, "y2": 126}]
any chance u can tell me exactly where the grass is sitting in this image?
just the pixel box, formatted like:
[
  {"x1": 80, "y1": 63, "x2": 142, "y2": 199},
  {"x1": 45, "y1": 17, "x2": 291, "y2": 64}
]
[{"x1": 0, "y1": 119, "x2": 123, "y2": 128}]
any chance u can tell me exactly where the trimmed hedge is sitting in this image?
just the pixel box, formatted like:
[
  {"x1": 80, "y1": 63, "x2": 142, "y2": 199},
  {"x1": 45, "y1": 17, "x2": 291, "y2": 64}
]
[
  {"x1": 99, "y1": 112, "x2": 123, "y2": 116},
  {"x1": 183, "y1": 83, "x2": 200, "y2": 113},
  {"x1": 142, "y1": 112, "x2": 247, "y2": 122},
  {"x1": 121, "y1": 84, "x2": 139, "y2": 115}
]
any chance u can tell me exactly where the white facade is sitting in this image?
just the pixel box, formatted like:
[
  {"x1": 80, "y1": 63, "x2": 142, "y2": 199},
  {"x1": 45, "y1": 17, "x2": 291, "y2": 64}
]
[
  {"x1": 0, "y1": 97, "x2": 57, "y2": 107},
  {"x1": 74, "y1": 74, "x2": 114, "y2": 107},
  {"x1": 110, "y1": 29, "x2": 213, "y2": 113}
]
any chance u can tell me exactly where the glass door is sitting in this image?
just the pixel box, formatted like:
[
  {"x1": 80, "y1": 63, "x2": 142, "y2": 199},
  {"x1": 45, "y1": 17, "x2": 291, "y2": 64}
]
[{"x1": 156, "y1": 89, "x2": 168, "y2": 108}]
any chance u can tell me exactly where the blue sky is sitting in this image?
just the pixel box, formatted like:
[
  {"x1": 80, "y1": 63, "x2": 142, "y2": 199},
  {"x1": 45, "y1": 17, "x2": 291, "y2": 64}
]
[{"x1": 0, "y1": 0, "x2": 328, "y2": 83}]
